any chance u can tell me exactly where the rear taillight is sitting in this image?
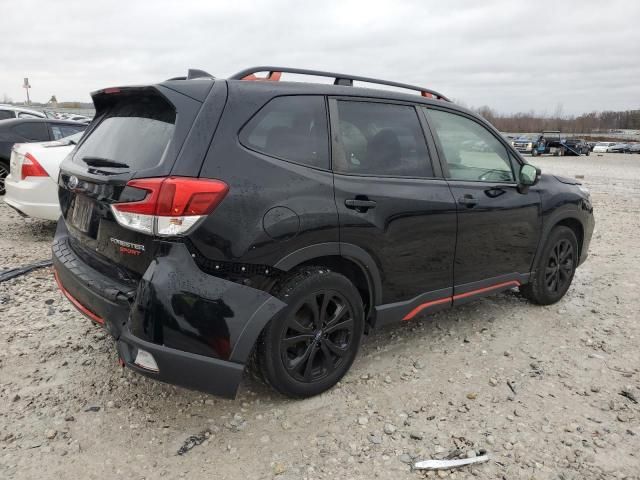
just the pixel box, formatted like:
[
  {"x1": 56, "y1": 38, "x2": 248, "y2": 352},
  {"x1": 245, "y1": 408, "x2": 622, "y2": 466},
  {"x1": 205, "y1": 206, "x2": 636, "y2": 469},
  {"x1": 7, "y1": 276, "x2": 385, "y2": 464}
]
[
  {"x1": 21, "y1": 153, "x2": 48, "y2": 180},
  {"x1": 110, "y1": 177, "x2": 229, "y2": 236}
]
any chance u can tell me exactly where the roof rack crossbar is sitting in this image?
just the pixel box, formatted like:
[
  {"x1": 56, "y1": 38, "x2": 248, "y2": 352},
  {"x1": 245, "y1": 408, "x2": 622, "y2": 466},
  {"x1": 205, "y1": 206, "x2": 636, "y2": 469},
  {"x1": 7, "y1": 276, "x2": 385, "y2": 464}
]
[{"x1": 229, "y1": 66, "x2": 450, "y2": 102}]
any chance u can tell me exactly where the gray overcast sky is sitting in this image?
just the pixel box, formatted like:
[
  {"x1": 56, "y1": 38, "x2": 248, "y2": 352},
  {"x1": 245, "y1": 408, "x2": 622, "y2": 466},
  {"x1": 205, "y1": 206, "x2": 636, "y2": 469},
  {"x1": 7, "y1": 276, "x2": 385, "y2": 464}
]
[{"x1": 2, "y1": 0, "x2": 639, "y2": 115}]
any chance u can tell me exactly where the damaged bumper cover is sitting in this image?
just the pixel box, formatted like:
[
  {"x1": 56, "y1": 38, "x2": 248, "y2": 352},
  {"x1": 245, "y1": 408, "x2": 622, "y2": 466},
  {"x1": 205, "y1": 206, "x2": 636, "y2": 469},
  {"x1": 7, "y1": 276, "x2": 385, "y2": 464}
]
[{"x1": 52, "y1": 220, "x2": 286, "y2": 398}]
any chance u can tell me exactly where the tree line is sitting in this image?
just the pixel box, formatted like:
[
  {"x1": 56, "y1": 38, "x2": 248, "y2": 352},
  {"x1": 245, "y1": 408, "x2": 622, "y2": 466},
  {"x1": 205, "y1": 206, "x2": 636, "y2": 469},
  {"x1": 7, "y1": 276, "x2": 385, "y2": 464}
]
[{"x1": 474, "y1": 106, "x2": 640, "y2": 133}]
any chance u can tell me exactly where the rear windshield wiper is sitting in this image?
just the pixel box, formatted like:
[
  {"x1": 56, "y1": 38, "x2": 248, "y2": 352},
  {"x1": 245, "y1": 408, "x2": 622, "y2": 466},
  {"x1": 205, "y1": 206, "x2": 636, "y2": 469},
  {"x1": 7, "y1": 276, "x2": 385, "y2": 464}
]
[{"x1": 82, "y1": 156, "x2": 130, "y2": 168}]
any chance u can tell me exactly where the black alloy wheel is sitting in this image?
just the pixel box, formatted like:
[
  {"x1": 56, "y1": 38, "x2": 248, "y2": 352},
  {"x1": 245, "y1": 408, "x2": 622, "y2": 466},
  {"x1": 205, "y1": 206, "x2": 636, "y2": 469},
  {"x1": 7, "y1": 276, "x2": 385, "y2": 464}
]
[
  {"x1": 520, "y1": 226, "x2": 578, "y2": 305},
  {"x1": 0, "y1": 161, "x2": 8, "y2": 196},
  {"x1": 257, "y1": 267, "x2": 364, "y2": 398},
  {"x1": 544, "y1": 238, "x2": 574, "y2": 295},
  {"x1": 280, "y1": 290, "x2": 355, "y2": 383}
]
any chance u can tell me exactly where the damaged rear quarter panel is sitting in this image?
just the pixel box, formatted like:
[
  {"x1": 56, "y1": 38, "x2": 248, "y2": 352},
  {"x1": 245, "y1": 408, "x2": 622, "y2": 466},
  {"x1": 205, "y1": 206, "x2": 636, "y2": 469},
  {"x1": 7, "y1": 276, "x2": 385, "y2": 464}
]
[{"x1": 129, "y1": 242, "x2": 286, "y2": 362}]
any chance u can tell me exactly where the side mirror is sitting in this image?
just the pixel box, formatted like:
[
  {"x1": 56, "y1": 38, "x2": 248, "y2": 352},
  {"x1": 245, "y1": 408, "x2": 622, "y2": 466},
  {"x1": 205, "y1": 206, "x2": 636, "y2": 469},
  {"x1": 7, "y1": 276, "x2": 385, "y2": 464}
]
[{"x1": 519, "y1": 164, "x2": 540, "y2": 188}]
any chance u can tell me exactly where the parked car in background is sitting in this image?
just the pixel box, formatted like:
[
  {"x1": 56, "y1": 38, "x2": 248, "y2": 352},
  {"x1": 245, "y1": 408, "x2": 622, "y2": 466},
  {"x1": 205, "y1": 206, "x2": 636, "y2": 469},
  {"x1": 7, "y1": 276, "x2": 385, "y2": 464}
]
[
  {"x1": 0, "y1": 118, "x2": 86, "y2": 195},
  {"x1": 53, "y1": 66, "x2": 594, "y2": 399},
  {"x1": 609, "y1": 143, "x2": 630, "y2": 153},
  {"x1": 592, "y1": 142, "x2": 617, "y2": 153},
  {"x1": 4, "y1": 132, "x2": 82, "y2": 220},
  {"x1": 65, "y1": 115, "x2": 92, "y2": 124},
  {"x1": 510, "y1": 136, "x2": 534, "y2": 154},
  {"x1": 0, "y1": 105, "x2": 46, "y2": 120},
  {"x1": 629, "y1": 143, "x2": 640, "y2": 153},
  {"x1": 563, "y1": 138, "x2": 590, "y2": 156}
]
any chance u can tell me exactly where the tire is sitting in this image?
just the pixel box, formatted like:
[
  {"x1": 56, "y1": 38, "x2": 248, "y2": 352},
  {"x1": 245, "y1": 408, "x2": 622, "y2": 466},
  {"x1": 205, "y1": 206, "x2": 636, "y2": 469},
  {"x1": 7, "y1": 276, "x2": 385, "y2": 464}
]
[
  {"x1": 257, "y1": 267, "x2": 365, "y2": 398},
  {"x1": 520, "y1": 226, "x2": 578, "y2": 305},
  {"x1": 0, "y1": 160, "x2": 9, "y2": 196}
]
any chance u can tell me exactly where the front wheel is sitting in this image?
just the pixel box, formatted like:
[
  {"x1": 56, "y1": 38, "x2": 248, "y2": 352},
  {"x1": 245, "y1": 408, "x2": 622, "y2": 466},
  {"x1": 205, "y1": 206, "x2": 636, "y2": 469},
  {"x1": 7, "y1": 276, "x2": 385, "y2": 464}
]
[
  {"x1": 521, "y1": 226, "x2": 578, "y2": 305},
  {"x1": 257, "y1": 267, "x2": 365, "y2": 398}
]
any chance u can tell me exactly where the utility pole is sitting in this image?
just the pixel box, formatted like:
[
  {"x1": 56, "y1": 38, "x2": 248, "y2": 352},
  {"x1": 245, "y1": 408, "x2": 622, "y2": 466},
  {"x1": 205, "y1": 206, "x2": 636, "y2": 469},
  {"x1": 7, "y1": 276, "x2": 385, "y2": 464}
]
[{"x1": 23, "y1": 77, "x2": 31, "y2": 105}]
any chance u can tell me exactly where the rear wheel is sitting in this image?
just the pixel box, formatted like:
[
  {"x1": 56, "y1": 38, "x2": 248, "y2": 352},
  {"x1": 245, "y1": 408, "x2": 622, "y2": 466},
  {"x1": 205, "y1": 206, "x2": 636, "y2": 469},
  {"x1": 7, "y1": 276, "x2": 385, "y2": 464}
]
[
  {"x1": 257, "y1": 267, "x2": 365, "y2": 398},
  {"x1": 521, "y1": 226, "x2": 578, "y2": 305},
  {"x1": 0, "y1": 160, "x2": 9, "y2": 196}
]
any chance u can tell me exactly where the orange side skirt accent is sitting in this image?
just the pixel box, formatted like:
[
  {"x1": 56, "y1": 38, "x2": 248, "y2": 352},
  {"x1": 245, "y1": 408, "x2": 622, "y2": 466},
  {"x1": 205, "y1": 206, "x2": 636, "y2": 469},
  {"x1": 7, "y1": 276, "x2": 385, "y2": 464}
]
[{"x1": 402, "y1": 280, "x2": 521, "y2": 321}]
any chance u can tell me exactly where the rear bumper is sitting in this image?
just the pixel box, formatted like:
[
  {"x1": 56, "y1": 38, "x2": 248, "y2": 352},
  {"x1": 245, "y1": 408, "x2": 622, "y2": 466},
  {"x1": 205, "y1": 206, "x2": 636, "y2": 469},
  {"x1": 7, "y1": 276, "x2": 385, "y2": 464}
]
[
  {"x1": 117, "y1": 329, "x2": 245, "y2": 398},
  {"x1": 52, "y1": 219, "x2": 286, "y2": 398},
  {"x1": 4, "y1": 174, "x2": 60, "y2": 221}
]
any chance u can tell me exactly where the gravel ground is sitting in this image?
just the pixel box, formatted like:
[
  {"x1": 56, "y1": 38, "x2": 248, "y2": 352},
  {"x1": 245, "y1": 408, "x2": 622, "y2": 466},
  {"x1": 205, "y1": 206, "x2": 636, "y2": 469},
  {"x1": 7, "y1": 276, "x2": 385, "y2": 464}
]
[{"x1": 1, "y1": 153, "x2": 639, "y2": 479}]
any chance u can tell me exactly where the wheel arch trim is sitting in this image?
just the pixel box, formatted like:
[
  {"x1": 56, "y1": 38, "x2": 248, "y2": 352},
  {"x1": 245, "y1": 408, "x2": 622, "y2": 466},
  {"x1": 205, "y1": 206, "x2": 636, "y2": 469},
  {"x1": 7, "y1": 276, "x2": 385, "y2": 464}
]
[
  {"x1": 533, "y1": 206, "x2": 586, "y2": 271},
  {"x1": 273, "y1": 242, "x2": 383, "y2": 306}
]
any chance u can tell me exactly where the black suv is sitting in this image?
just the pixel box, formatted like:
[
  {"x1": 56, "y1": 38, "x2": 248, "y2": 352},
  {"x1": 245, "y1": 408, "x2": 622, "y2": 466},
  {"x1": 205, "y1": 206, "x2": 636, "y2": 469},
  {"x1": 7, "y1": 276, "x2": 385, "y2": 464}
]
[{"x1": 53, "y1": 67, "x2": 594, "y2": 398}]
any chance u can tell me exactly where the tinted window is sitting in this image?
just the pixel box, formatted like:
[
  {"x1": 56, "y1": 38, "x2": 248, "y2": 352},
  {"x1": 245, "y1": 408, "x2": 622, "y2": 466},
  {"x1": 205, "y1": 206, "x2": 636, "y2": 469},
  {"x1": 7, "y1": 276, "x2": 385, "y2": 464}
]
[
  {"x1": 73, "y1": 94, "x2": 175, "y2": 170},
  {"x1": 18, "y1": 112, "x2": 41, "y2": 119},
  {"x1": 12, "y1": 122, "x2": 49, "y2": 141},
  {"x1": 51, "y1": 124, "x2": 86, "y2": 140},
  {"x1": 427, "y1": 109, "x2": 514, "y2": 182},
  {"x1": 0, "y1": 110, "x2": 15, "y2": 120},
  {"x1": 333, "y1": 101, "x2": 432, "y2": 177},
  {"x1": 239, "y1": 96, "x2": 329, "y2": 169}
]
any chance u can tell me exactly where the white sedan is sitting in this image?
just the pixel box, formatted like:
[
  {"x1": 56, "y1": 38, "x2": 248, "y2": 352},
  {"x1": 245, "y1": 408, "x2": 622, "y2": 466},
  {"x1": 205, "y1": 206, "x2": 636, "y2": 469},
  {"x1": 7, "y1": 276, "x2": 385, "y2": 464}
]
[
  {"x1": 3, "y1": 132, "x2": 81, "y2": 221},
  {"x1": 592, "y1": 142, "x2": 616, "y2": 153}
]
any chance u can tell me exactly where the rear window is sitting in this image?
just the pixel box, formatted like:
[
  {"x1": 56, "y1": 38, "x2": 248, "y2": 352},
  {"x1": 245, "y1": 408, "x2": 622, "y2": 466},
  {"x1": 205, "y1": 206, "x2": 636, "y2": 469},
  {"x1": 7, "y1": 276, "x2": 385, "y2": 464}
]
[
  {"x1": 239, "y1": 96, "x2": 329, "y2": 169},
  {"x1": 73, "y1": 94, "x2": 175, "y2": 170}
]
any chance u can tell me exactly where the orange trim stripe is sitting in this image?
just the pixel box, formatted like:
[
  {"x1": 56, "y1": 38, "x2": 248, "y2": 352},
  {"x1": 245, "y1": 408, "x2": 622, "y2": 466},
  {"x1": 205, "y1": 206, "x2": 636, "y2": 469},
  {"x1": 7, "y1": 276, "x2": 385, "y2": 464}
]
[
  {"x1": 402, "y1": 297, "x2": 451, "y2": 321},
  {"x1": 402, "y1": 280, "x2": 521, "y2": 321},
  {"x1": 53, "y1": 270, "x2": 105, "y2": 325},
  {"x1": 452, "y1": 280, "x2": 520, "y2": 301}
]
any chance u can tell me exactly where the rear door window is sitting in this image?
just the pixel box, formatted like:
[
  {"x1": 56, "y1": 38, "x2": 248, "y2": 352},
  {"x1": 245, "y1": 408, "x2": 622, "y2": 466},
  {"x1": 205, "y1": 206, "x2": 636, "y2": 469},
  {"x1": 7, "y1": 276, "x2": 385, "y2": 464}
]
[
  {"x1": 12, "y1": 122, "x2": 49, "y2": 141},
  {"x1": 239, "y1": 96, "x2": 329, "y2": 169},
  {"x1": 73, "y1": 94, "x2": 175, "y2": 170},
  {"x1": 332, "y1": 101, "x2": 433, "y2": 178}
]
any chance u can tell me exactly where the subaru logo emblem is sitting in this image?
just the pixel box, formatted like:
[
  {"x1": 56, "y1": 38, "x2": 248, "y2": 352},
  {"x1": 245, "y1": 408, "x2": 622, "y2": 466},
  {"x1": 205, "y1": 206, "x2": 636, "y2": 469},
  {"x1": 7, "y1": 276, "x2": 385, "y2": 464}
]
[{"x1": 68, "y1": 176, "x2": 79, "y2": 189}]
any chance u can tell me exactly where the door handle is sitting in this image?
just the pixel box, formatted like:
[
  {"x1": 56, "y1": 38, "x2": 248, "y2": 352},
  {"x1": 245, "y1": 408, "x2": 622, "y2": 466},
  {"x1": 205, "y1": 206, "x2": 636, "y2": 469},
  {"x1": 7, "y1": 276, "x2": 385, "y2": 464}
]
[
  {"x1": 345, "y1": 198, "x2": 377, "y2": 212},
  {"x1": 458, "y1": 194, "x2": 478, "y2": 207}
]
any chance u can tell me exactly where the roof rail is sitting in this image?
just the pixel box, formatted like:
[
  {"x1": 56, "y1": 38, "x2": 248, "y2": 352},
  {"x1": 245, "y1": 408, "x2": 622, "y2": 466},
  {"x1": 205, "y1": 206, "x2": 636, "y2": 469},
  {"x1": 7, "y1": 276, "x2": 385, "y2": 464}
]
[{"x1": 229, "y1": 66, "x2": 450, "y2": 102}]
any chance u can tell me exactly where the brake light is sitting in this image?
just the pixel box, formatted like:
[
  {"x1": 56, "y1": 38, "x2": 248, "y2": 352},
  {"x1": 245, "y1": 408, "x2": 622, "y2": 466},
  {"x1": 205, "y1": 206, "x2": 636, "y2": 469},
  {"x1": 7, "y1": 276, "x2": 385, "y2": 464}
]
[
  {"x1": 21, "y1": 153, "x2": 48, "y2": 180},
  {"x1": 111, "y1": 177, "x2": 229, "y2": 236}
]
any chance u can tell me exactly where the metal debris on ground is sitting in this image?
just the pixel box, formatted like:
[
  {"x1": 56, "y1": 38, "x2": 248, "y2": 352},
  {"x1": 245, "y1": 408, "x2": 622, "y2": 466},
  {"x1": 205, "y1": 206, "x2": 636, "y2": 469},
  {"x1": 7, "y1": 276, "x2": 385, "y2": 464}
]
[
  {"x1": 414, "y1": 453, "x2": 489, "y2": 471},
  {"x1": 620, "y1": 389, "x2": 638, "y2": 404},
  {"x1": 507, "y1": 380, "x2": 517, "y2": 395},
  {"x1": 177, "y1": 429, "x2": 212, "y2": 455},
  {"x1": 0, "y1": 259, "x2": 53, "y2": 283}
]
